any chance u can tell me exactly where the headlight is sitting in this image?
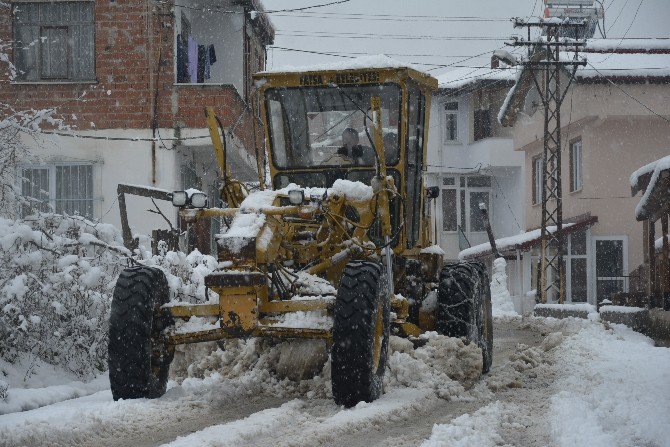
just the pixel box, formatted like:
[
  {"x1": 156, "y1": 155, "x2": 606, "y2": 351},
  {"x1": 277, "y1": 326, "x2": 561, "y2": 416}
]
[
  {"x1": 288, "y1": 189, "x2": 304, "y2": 205},
  {"x1": 172, "y1": 191, "x2": 187, "y2": 207},
  {"x1": 190, "y1": 192, "x2": 208, "y2": 208}
]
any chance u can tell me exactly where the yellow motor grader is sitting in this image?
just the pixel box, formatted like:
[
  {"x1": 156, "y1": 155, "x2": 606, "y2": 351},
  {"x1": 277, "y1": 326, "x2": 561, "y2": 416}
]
[{"x1": 108, "y1": 63, "x2": 493, "y2": 407}]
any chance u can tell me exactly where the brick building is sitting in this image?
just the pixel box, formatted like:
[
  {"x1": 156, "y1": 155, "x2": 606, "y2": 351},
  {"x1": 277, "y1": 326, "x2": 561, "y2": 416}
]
[{"x1": 1, "y1": 0, "x2": 274, "y2": 248}]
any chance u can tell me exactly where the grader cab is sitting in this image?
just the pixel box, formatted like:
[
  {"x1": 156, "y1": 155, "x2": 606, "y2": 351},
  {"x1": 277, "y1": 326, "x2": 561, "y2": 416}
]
[{"x1": 108, "y1": 62, "x2": 493, "y2": 408}]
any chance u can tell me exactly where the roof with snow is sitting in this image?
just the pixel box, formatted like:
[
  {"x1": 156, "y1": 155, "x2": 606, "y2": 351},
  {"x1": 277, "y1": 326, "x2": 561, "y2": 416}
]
[
  {"x1": 459, "y1": 214, "x2": 598, "y2": 260},
  {"x1": 631, "y1": 154, "x2": 670, "y2": 222},
  {"x1": 435, "y1": 67, "x2": 518, "y2": 91},
  {"x1": 498, "y1": 39, "x2": 670, "y2": 127}
]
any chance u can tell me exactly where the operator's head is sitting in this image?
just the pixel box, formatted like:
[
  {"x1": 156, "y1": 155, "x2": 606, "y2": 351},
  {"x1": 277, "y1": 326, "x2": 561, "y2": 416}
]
[{"x1": 342, "y1": 128, "x2": 359, "y2": 149}]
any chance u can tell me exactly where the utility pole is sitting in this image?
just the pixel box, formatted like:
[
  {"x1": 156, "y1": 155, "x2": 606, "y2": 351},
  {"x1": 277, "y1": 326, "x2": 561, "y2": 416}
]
[{"x1": 508, "y1": 19, "x2": 587, "y2": 304}]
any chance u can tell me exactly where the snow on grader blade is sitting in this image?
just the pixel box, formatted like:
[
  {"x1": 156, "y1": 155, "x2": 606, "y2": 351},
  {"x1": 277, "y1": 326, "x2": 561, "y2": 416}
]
[{"x1": 108, "y1": 60, "x2": 493, "y2": 407}]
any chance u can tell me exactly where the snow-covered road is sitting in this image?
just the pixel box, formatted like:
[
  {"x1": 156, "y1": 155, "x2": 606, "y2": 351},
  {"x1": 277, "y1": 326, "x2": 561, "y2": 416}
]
[{"x1": 2, "y1": 316, "x2": 669, "y2": 447}]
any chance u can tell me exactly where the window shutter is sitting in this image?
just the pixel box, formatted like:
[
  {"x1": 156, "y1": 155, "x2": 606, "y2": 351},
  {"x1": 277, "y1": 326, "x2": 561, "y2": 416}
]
[
  {"x1": 40, "y1": 26, "x2": 69, "y2": 79},
  {"x1": 532, "y1": 158, "x2": 537, "y2": 204}
]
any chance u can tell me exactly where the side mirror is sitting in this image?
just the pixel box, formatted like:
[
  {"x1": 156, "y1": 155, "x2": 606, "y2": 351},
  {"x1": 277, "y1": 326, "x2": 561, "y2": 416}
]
[
  {"x1": 426, "y1": 186, "x2": 440, "y2": 200},
  {"x1": 172, "y1": 191, "x2": 188, "y2": 207}
]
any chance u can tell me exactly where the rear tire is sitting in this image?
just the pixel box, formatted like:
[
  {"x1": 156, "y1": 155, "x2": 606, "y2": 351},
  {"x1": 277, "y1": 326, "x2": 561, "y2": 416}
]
[
  {"x1": 331, "y1": 261, "x2": 390, "y2": 408},
  {"x1": 108, "y1": 266, "x2": 174, "y2": 400},
  {"x1": 436, "y1": 261, "x2": 493, "y2": 373}
]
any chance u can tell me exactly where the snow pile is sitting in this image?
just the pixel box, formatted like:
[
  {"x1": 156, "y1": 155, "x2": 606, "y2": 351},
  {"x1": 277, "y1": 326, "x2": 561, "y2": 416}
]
[
  {"x1": 420, "y1": 244, "x2": 446, "y2": 256},
  {"x1": 386, "y1": 333, "x2": 482, "y2": 399},
  {"x1": 490, "y1": 258, "x2": 517, "y2": 318},
  {"x1": 330, "y1": 179, "x2": 373, "y2": 201},
  {"x1": 550, "y1": 323, "x2": 670, "y2": 447},
  {"x1": 486, "y1": 333, "x2": 562, "y2": 392},
  {"x1": 421, "y1": 401, "x2": 520, "y2": 447},
  {"x1": 174, "y1": 332, "x2": 484, "y2": 402}
]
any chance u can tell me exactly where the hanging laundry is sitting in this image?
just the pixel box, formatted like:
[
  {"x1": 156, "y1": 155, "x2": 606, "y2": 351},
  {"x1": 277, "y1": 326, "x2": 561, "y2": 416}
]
[
  {"x1": 176, "y1": 34, "x2": 188, "y2": 83},
  {"x1": 197, "y1": 45, "x2": 206, "y2": 83},
  {"x1": 187, "y1": 36, "x2": 198, "y2": 83},
  {"x1": 208, "y1": 44, "x2": 217, "y2": 64},
  {"x1": 204, "y1": 46, "x2": 211, "y2": 80}
]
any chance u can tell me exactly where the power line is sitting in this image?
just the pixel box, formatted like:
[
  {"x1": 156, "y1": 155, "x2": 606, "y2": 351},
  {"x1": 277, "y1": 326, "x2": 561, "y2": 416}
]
[
  {"x1": 269, "y1": 12, "x2": 510, "y2": 22},
  {"x1": 267, "y1": 0, "x2": 350, "y2": 13},
  {"x1": 275, "y1": 31, "x2": 507, "y2": 41},
  {"x1": 267, "y1": 46, "x2": 501, "y2": 69},
  {"x1": 166, "y1": 0, "x2": 350, "y2": 14},
  {"x1": 268, "y1": 47, "x2": 483, "y2": 58},
  {"x1": 607, "y1": 0, "x2": 631, "y2": 32}
]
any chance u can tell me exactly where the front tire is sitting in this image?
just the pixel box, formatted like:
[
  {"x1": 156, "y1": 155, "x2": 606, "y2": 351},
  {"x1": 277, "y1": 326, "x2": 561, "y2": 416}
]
[
  {"x1": 108, "y1": 266, "x2": 174, "y2": 400},
  {"x1": 436, "y1": 262, "x2": 493, "y2": 373},
  {"x1": 331, "y1": 261, "x2": 390, "y2": 408}
]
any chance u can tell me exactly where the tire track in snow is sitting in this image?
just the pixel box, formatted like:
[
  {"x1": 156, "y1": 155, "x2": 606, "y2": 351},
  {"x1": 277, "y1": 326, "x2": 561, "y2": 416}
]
[
  {"x1": 0, "y1": 380, "x2": 291, "y2": 447},
  {"x1": 163, "y1": 388, "x2": 437, "y2": 447}
]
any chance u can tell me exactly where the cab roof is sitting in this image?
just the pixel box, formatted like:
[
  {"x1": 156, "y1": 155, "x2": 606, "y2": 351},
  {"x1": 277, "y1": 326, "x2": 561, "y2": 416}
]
[{"x1": 254, "y1": 55, "x2": 438, "y2": 90}]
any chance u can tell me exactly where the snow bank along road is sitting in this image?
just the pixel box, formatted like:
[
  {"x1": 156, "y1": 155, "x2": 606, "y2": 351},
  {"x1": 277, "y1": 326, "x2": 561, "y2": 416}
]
[{"x1": 2, "y1": 316, "x2": 669, "y2": 447}]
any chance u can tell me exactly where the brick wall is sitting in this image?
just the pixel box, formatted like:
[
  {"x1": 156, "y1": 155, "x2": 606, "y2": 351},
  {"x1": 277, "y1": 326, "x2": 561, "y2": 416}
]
[{"x1": 0, "y1": 0, "x2": 261, "y2": 153}]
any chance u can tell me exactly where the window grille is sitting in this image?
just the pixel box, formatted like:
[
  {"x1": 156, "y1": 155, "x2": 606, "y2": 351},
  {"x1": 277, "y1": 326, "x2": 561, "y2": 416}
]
[{"x1": 20, "y1": 164, "x2": 94, "y2": 218}]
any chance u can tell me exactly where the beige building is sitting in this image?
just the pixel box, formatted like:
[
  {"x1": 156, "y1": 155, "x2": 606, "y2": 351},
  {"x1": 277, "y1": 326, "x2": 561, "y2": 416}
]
[{"x1": 495, "y1": 39, "x2": 670, "y2": 304}]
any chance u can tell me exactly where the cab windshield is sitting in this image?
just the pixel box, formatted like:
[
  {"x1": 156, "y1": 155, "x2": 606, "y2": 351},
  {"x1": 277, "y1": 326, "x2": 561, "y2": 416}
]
[{"x1": 265, "y1": 84, "x2": 401, "y2": 169}]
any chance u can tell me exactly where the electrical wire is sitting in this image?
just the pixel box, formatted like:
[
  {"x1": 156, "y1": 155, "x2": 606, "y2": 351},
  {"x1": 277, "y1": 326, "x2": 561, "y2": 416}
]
[
  {"x1": 586, "y1": 61, "x2": 670, "y2": 124},
  {"x1": 274, "y1": 31, "x2": 508, "y2": 41}
]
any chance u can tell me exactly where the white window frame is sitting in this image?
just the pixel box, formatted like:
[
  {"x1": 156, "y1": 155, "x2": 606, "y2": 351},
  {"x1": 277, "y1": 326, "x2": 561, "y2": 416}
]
[
  {"x1": 570, "y1": 139, "x2": 583, "y2": 192},
  {"x1": 532, "y1": 156, "x2": 543, "y2": 205},
  {"x1": 439, "y1": 175, "x2": 492, "y2": 236},
  {"x1": 18, "y1": 162, "x2": 95, "y2": 219},
  {"x1": 443, "y1": 101, "x2": 459, "y2": 143},
  {"x1": 564, "y1": 229, "x2": 591, "y2": 304}
]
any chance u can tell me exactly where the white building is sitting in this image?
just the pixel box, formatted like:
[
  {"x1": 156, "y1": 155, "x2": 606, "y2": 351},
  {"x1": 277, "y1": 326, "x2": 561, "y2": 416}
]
[{"x1": 426, "y1": 68, "x2": 525, "y2": 261}]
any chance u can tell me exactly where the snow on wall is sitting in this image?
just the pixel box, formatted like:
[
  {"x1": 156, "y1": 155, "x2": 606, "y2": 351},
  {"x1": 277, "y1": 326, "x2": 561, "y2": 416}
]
[
  {"x1": 633, "y1": 154, "x2": 670, "y2": 220},
  {"x1": 490, "y1": 258, "x2": 517, "y2": 317}
]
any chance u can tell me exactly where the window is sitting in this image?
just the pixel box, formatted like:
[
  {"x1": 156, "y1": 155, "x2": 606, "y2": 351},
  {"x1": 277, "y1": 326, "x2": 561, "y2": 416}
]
[
  {"x1": 440, "y1": 175, "x2": 491, "y2": 235},
  {"x1": 570, "y1": 139, "x2": 583, "y2": 192},
  {"x1": 532, "y1": 156, "x2": 543, "y2": 205},
  {"x1": 20, "y1": 164, "x2": 94, "y2": 218},
  {"x1": 13, "y1": 2, "x2": 95, "y2": 82},
  {"x1": 444, "y1": 102, "x2": 458, "y2": 142},
  {"x1": 473, "y1": 109, "x2": 492, "y2": 141}
]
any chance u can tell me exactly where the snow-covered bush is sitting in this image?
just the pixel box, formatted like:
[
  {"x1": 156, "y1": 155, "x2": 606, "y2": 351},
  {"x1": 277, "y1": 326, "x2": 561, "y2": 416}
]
[
  {"x1": 0, "y1": 214, "x2": 128, "y2": 378},
  {"x1": 140, "y1": 249, "x2": 219, "y2": 304}
]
